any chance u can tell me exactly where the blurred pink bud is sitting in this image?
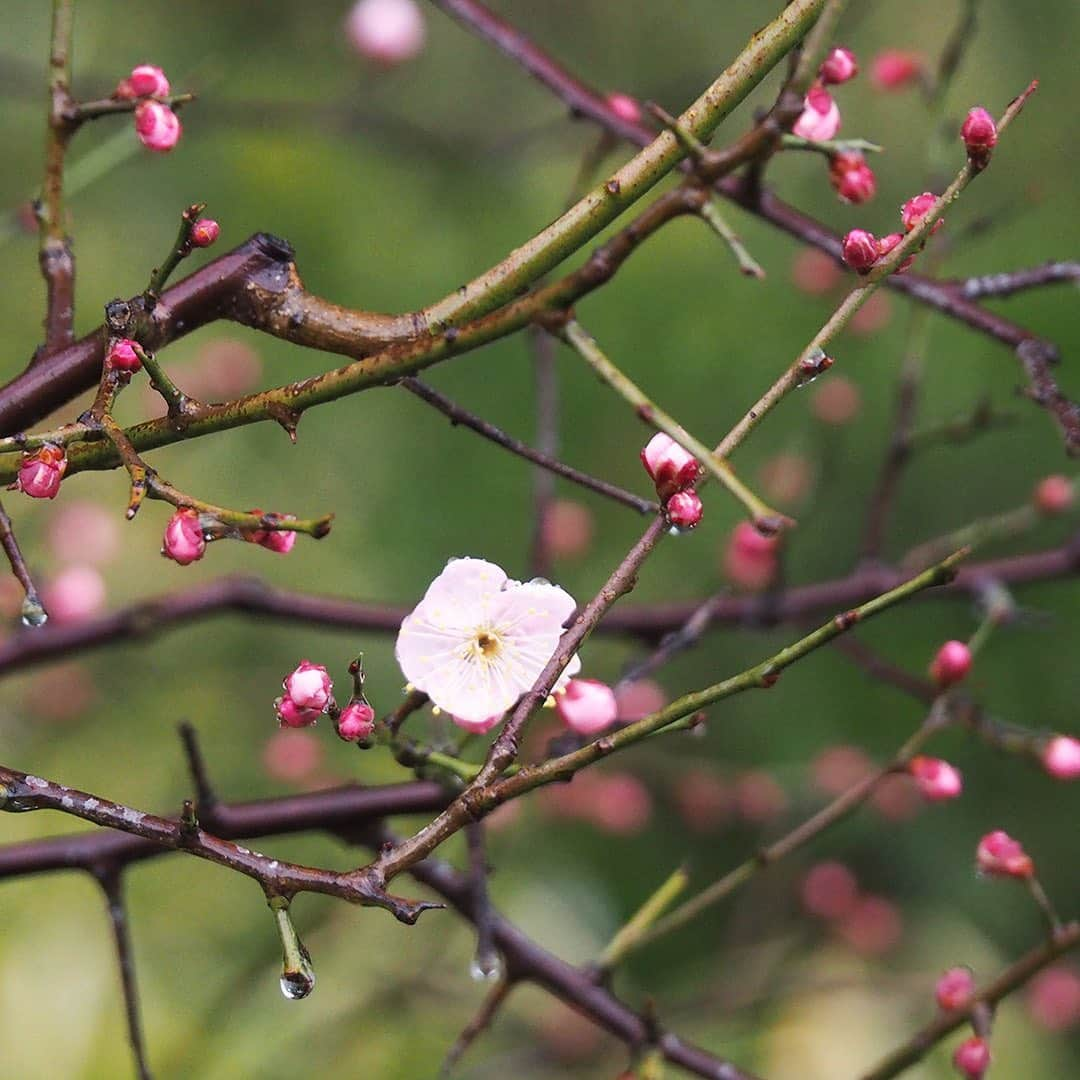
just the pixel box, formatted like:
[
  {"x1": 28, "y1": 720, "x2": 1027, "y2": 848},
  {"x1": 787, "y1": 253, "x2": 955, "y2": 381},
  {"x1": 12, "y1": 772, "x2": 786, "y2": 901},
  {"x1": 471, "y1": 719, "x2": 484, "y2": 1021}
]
[
  {"x1": 820, "y1": 46, "x2": 858, "y2": 85},
  {"x1": 450, "y1": 712, "x2": 503, "y2": 734},
  {"x1": 837, "y1": 894, "x2": 903, "y2": 955},
  {"x1": 42, "y1": 565, "x2": 106, "y2": 624},
  {"x1": 128, "y1": 64, "x2": 170, "y2": 97},
  {"x1": 1042, "y1": 736, "x2": 1080, "y2": 780},
  {"x1": 606, "y1": 92, "x2": 642, "y2": 125},
  {"x1": 47, "y1": 501, "x2": 120, "y2": 566},
  {"x1": 811, "y1": 376, "x2": 861, "y2": 425},
  {"x1": 556, "y1": 678, "x2": 618, "y2": 736},
  {"x1": 23, "y1": 662, "x2": 97, "y2": 723},
  {"x1": 829, "y1": 152, "x2": 877, "y2": 204},
  {"x1": 791, "y1": 248, "x2": 842, "y2": 295},
  {"x1": 589, "y1": 772, "x2": 652, "y2": 834},
  {"x1": 952, "y1": 1036, "x2": 991, "y2": 1079},
  {"x1": 936, "y1": 967, "x2": 975, "y2": 1011},
  {"x1": 976, "y1": 829, "x2": 1034, "y2": 879},
  {"x1": 793, "y1": 84, "x2": 841, "y2": 141},
  {"x1": 283, "y1": 660, "x2": 332, "y2": 712},
  {"x1": 813, "y1": 744, "x2": 874, "y2": 795},
  {"x1": 541, "y1": 499, "x2": 594, "y2": 561},
  {"x1": 345, "y1": 0, "x2": 426, "y2": 66},
  {"x1": 842, "y1": 229, "x2": 879, "y2": 272},
  {"x1": 961, "y1": 107, "x2": 998, "y2": 162},
  {"x1": 641, "y1": 432, "x2": 700, "y2": 499},
  {"x1": 673, "y1": 768, "x2": 732, "y2": 832},
  {"x1": 666, "y1": 489, "x2": 703, "y2": 529},
  {"x1": 733, "y1": 769, "x2": 788, "y2": 824},
  {"x1": 16, "y1": 445, "x2": 66, "y2": 499},
  {"x1": 759, "y1": 452, "x2": 813, "y2": 506},
  {"x1": 162, "y1": 508, "x2": 205, "y2": 565},
  {"x1": 337, "y1": 701, "x2": 376, "y2": 742},
  {"x1": 801, "y1": 860, "x2": 859, "y2": 921},
  {"x1": 190, "y1": 218, "x2": 219, "y2": 247},
  {"x1": 930, "y1": 640, "x2": 972, "y2": 687},
  {"x1": 263, "y1": 729, "x2": 324, "y2": 782},
  {"x1": 1027, "y1": 966, "x2": 1080, "y2": 1031},
  {"x1": 849, "y1": 291, "x2": 893, "y2": 337},
  {"x1": 900, "y1": 192, "x2": 941, "y2": 233},
  {"x1": 197, "y1": 340, "x2": 263, "y2": 398},
  {"x1": 107, "y1": 338, "x2": 141, "y2": 372},
  {"x1": 909, "y1": 756, "x2": 963, "y2": 801},
  {"x1": 871, "y1": 50, "x2": 922, "y2": 90},
  {"x1": 614, "y1": 679, "x2": 666, "y2": 722},
  {"x1": 722, "y1": 521, "x2": 779, "y2": 591},
  {"x1": 870, "y1": 772, "x2": 922, "y2": 822},
  {"x1": 134, "y1": 100, "x2": 181, "y2": 152},
  {"x1": 876, "y1": 232, "x2": 914, "y2": 273},
  {"x1": 1033, "y1": 474, "x2": 1072, "y2": 515},
  {"x1": 113, "y1": 78, "x2": 136, "y2": 101}
]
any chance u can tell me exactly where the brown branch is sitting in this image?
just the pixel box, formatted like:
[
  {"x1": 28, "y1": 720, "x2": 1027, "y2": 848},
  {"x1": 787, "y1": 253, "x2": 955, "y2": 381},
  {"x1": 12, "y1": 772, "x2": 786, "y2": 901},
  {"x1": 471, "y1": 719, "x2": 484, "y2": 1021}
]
[
  {"x1": 440, "y1": 976, "x2": 514, "y2": 1076},
  {"x1": 959, "y1": 261, "x2": 1080, "y2": 300},
  {"x1": 0, "y1": 496, "x2": 47, "y2": 624}
]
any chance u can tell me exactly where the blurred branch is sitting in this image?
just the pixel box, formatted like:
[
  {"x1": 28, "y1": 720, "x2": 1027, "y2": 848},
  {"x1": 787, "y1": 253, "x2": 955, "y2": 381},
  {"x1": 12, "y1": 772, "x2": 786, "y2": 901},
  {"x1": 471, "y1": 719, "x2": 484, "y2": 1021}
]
[{"x1": 958, "y1": 261, "x2": 1080, "y2": 299}]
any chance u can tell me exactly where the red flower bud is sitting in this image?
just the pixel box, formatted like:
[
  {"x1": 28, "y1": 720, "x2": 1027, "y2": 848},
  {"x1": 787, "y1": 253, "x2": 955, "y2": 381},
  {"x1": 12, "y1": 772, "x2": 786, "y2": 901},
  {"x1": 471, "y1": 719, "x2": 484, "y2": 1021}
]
[
  {"x1": 1033, "y1": 474, "x2": 1072, "y2": 514},
  {"x1": 793, "y1": 84, "x2": 841, "y2": 142},
  {"x1": 976, "y1": 829, "x2": 1034, "y2": 879},
  {"x1": 909, "y1": 756, "x2": 963, "y2": 801},
  {"x1": 190, "y1": 218, "x2": 220, "y2": 248},
  {"x1": 128, "y1": 64, "x2": 170, "y2": 98},
  {"x1": 870, "y1": 50, "x2": 921, "y2": 91},
  {"x1": 876, "y1": 232, "x2": 914, "y2": 274},
  {"x1": 555, "y1": 678, "x2": 618, "y2": 736},
  {"x1": 641, "y1": 433, "x2": 700, "y2": 499},
  {"x1": 952, "y1": 1036, "x2": 991, "y2": 1079},
  {"x1": 961, "y1": 107, "x2": 998, "y2": 163},
  {"x1": 829, "y1": 152, "x2": 877, "y2": 204},
  {"x1": 666, "y1": 489, "x2": 703, "y2": 529},
  {"x1": 337, "y1": 700, "x2": 376, "y2": 742},
  {"x1": 929, "y1": 640, "x2": 972, "y2": 687},
  {"x1": 134, "y1": 101, "x2": 181, "y2": 153},
  {"x1": 900, "y1": 191, "x2": 942, "y2": 233},
  {"x1": 820, "y1": 46, "x2": 858, "y2": 85},
  {"x1": 162, "y1": 508, "x2": 205, "y2": 565},
  {"x1": 935, "y1": 967, "x2": 975, "y2": 1011},
  {"x1": 606, "y1": 92, "x2": 642, "y2": 126},
  {"x1": 16, "y1": 445, "x2": 67, "y2": 500},
  {"x1": 1042, "y1": 736, "x2": 1080, "y2": 780},
  {"x1": 841, "y1": 229, "x2": 879, "y2": 272},
  {"x1": 107, "y1": 338, "x2": 141, "y2": 372}
]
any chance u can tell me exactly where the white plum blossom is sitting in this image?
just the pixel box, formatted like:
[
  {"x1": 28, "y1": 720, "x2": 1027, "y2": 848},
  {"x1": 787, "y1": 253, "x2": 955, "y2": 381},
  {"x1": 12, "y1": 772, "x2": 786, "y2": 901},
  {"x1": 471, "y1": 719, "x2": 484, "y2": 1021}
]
[{"x1": 395, "y1": 557, "x2": 580, "y2": 729}]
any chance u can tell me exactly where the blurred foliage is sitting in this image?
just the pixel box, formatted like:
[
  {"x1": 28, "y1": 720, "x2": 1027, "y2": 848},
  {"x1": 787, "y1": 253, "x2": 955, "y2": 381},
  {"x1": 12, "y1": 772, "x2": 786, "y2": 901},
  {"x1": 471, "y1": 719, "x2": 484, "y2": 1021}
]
[{"x1": 0, "y1": 1, "x2": 1078, "y2": 1077}]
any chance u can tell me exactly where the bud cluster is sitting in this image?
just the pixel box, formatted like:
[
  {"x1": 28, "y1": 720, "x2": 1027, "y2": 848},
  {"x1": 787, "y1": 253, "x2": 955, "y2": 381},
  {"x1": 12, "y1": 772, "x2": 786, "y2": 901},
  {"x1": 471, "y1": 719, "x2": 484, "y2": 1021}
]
[{"x1": 640, "y1": 433, "x2": 704, "y2": 529}]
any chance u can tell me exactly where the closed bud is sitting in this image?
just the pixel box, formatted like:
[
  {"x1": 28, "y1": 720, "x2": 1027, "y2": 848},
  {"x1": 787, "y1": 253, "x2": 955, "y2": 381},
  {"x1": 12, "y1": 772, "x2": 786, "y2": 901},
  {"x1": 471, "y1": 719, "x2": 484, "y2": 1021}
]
[
  {"x1": 247, "y1": 509, "x2": 298, "y2": 554},
  {"x1": 793, "y1": 84, "x2": 841, "y2": 142},
  {"x1": 820, "y1": 46, "x2": 858, "y2": 85},
  {"x1": 1033, "y1": 474, "x2": 1072, "y2": 514},
  {"x1": 900, "y1": 192, "x2": 942, "y2": 233},
  {"x1": 107, "y1": 338, "x2": 141, "y2": 372},
  {"x1": 876, "y1": 231, "x2": 914, "y2": 273},
  {"x1": 961, "y1": 107, "x2": 998, "y2": 164},
  {"x1": 162, "y1": 508, "x2": 205, "y2": 565},
  {"x1": 976, "y1": 829, "x2": 1034, "y2": 879},
  {"x1": 283, "y1": 660, "x2": 333, "y2": 713},
  {"x1": 345, "y1": 0, "x2": 426, "y2": 66},
  {"x1": 1042, "y1": 736, "x2": 1080, "y2": 780},
  {"x1": 336, "y1": 700, "x2": 376, "y2": 742},
  {"x1": 909, "y1": 756, "x2": 963, "y2": 801},
  {"x1": 936, "y1": 967, "x2": 975, "y2": 1011},
  {"x1": 871, "y1": 50, "x2": 922, "y2": 91},
  {"x1": 16, "y1": 445, "x2": 66, "y2": 500},
  {"x1": 640, "y1": 433, "x2": 700, "y2": 499},
  {"x1": 190, "y1": 218, "x2": 220, "y2": 248},
  {"x1": 134, "y1": 100, "x2": 181, "y2": 152},
  {"x1": 128, "y1": 64, "x2": 170, "y2": 98},
  {"x1": 606, "y1": 92, "x2": 642, "y2": 126},
  {"x1": 829, "y1": 152, "x2": 877, "y2": 204},
  {"x1": 929, "y1": 639, "x2": 972, "y2": 687},
  {"x1": 841, "y1": 228, "x2": 879, "y2": 272},
  {"x1": 555, "y1": 678, "x2": 618, "y2": 736},
  {"x1": 952, "y1": 1036, "x2": 991, "y2": 1079},
  {"x1": 666, "y1": 489, "x2": 703, "y2": 529}
]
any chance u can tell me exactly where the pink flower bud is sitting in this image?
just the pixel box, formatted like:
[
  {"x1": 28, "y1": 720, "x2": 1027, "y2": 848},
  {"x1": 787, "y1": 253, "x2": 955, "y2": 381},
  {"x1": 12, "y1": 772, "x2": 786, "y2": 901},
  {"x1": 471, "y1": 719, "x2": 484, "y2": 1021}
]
[
  {"x1": 1042, "y1": 736, "x2": 1080, "y2": 780},
  {"x1": 952, "y1": 1036, "x2": 991, "y2": 1079},
  {"x1": 42, "y1": 565, "x2": 107, "y2": 624},
  {"x1": 722, "y1": 521, "x2": 779, "y2": 591},
  {"x1": 820, "y1": 46, "x2": 858, "y2": 85},
  {"x1": 283, "y1": 660, "x2": 333, "y2": 712},
  {"x1": 841, "y1": 229, "x2": 879, "y2": 272},
  {"x1": 113, "y1": 79, "x2": 136, "y2": 101},
  {"x1": 876, "y1": 232, "x2": 915, "y2": 274},
  {"x1": 811, "y1": 376, "x2": 861, "y2": 425},
  {"x1": 909, "y1": 756, "x2": 963, "y2": 801},
  {"x1": 640, "y1": 433, "x2": 700, "y2": 499},
  {"x1": 936, "y1": 967, "x2": 976, "y2": 1011},
  {"x1": 162, "y1": 508, "x2": 206, "y2": 565},
  {"x1": 976, "y1": 829, "x2": 1034, "y2": 879},
  {"x1": 16, "y1": 445, "x2": 66, "y2": 499},
  {"x1": 107, "y1": 338, "x2": 141, "y2": 372},
  {"x1": 246, "y1": 509, "x2": 298, "y2": 554},
  {"x1": 929, "y1": 640, "x2": 972, "y2": 687},
  {"x1": 961, "y1": 107, "x2": 998, "y2": 159},
  {"x1": 829, "y1": 152, "x2": 877, "y2": 204},
  {"x1": 870, "y1": 50, "x2": 922, "y2": 91},
  {"x1": 190, "y1": 218, "x2": 219, "y2": 248},
  {"x1": 134, "y1": 100, "x2": 181, "y2": 153},
  {"x1": 900, "y1": 191, "x2": 942, "y2": 233},
  {"x1": 1027, "y1": 966, "x2": 1080, "y2": 1031},
  {"x1": 793, "y1": 84, "x2": 841, "y2": 142},
  {"x1": 276, "y1": 697, "x2": 321, "y2": 729},
  {"x1": 666, "y1": 489, "x2": 703, "y2": 529},
  {"x1": 801, "y1": 860, "x2": 859, "y2": 921},
  {"x1": 1033, "y1": 474, "x2": 1073, "y2": 514},
  {"x1": 556, "y1": 678, "x2": 618, "y2": 736},
  {"x1": 336, "y1": 700, "x2": 376, "y2": 742},
  {"x1": 345, "y1": 0, "x2": 426, "y2": 66},
  {"x1": 128, "y1": 64, "x2": 170, "y2": 98},
  {"x1": 606, "y1": 92, "x2": 642, "y2": 126}
]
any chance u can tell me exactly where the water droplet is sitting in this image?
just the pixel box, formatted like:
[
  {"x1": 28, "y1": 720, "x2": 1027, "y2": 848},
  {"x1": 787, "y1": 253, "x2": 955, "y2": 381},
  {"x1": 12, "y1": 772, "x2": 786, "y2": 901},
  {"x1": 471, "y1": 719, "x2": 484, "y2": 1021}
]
[
  {"x1": 20, "y1": 595, "x2": 48, "y2": 627},
  {"x1": 469, "y1": 953, "x2": 503, "y2": 983},
  {"x1": 279, "y1": 965, "x2": 315, "y2": 1000},
  {"x1": 273, "y1": 900, "x2": 316, "y2": 1001}
]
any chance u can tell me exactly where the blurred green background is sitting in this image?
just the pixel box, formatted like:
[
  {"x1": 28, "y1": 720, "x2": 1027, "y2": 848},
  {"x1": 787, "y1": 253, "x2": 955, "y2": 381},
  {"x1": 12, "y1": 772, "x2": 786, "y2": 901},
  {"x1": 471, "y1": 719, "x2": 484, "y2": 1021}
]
[{"x1": 0, "y1": 1, "x2": 1078, "y2": 1077}]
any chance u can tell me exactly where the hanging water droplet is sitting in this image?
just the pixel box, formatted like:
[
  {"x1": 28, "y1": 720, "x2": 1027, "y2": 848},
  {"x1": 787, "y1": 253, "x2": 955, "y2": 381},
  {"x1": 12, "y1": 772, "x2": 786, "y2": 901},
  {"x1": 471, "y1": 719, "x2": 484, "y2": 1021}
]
[
  {"x1": 279, "y1": 963, "x2": 315, "y2": 1000},
  {"x1": 20, "y1": 595, "x2": 48, "y2": 627},
  {"x1": 469, "y1": 952, "x2": 503, "y2": 983},
  {"x1": 272, "y1": 897, "x2": 316, "y2": 1001}
]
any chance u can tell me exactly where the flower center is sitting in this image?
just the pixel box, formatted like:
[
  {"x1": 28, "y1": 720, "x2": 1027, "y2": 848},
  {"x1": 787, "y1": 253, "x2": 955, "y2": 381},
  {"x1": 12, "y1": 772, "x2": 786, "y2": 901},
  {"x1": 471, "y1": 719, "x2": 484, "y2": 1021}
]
[{"x1": 472, "y1": 630, "x2": 501, "y2": 660}]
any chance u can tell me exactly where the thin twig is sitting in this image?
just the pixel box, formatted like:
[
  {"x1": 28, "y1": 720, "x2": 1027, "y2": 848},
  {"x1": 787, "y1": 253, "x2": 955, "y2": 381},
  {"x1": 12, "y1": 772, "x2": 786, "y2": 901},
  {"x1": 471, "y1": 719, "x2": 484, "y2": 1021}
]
[{"x1": 0, "y1": 496, "x2": 47, "y2": 624}]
